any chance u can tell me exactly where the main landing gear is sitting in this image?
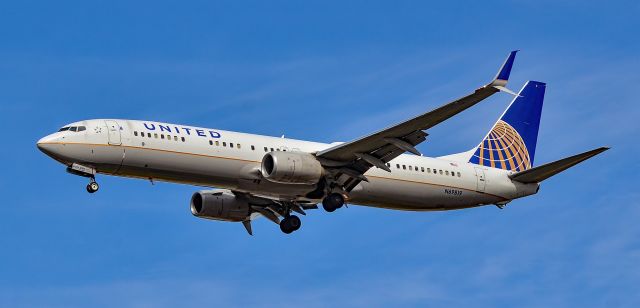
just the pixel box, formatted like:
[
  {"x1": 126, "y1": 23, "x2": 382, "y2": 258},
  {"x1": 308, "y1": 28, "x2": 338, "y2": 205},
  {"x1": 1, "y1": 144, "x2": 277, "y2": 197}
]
[
  {"x1": 275, "y1": 202, "x2": 304, "y2": 234},
  {"x1": 279, "y1": 215, "x2": 301, "y2": 234},
  {"x1": 86, "y1": 178, "x2": 99, "y2": 193},
  {"x1": 322, "y1": 193, "x2": 345, "y2": 212}
]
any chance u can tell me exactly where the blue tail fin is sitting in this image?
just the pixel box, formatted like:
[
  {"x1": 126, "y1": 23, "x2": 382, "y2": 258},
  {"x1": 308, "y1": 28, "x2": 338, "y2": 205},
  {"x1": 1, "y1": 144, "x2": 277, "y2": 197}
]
[{"x1": 469, "y1": 81, "x2": 546, "y2": 171}]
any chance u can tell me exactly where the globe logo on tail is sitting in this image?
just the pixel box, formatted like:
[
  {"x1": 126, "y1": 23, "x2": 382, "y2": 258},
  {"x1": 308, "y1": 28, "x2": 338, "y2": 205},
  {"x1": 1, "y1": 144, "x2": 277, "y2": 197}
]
[{"x1": 471, "y1": 120, "x2": 531, "y2": 172}]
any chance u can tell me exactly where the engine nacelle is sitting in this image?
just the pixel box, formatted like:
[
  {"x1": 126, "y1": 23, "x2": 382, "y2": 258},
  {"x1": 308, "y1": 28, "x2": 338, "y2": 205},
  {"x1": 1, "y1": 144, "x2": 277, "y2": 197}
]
[
  {"x1": 190, "y1": 190, "x2": 250, "y2": 222},
  {"x1": 261, "y1": 151, "x2": 324, "y2": 184}
]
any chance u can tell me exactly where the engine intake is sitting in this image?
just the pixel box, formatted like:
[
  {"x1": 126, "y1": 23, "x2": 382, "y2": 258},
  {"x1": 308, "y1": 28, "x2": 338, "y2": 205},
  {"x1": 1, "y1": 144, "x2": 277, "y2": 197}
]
[
  {"x1": 190, "y1": 190, "x2": 250, "y2": 222},
  {"x1": 261, "y1": 151, "x2": 324, "y2": 184}
]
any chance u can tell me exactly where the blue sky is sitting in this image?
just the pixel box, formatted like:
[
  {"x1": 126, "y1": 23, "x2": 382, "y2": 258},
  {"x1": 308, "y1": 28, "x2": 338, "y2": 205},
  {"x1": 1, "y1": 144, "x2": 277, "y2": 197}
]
[{"x1": 1, "y1": 1, "x2": 639, "y2": 307}]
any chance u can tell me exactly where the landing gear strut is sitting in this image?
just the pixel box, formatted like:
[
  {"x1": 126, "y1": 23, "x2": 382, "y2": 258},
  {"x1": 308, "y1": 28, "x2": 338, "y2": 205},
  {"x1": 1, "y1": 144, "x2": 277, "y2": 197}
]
[
  {"x1": 280, "y1": 215, "x2": 301, "y2": 234},
  {"x1": 322, "y1": 193, "x2": 345, "y2": 212},
  {"x1": 86, "y1": 178, "x2": 99, "y2": 193}
]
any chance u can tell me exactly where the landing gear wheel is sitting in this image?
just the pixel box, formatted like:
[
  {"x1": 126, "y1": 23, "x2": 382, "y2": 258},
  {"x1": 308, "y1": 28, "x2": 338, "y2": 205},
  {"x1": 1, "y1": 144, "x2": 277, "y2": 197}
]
[
  {"x1": 279, "y1": 219, "x2": 293, "y2": 234},
  {"x1": 322, "y1": 193, "x2": 345, "y2": 212},
  {"x1": 86, "y1": 181, "x2": 99, "y2": 193},
  {"x1": 288, "y1": 215, "x2": 301, "y2": 231},
  {"x1": 279, "y1": 215, "x2": 302, "y2": 234}
]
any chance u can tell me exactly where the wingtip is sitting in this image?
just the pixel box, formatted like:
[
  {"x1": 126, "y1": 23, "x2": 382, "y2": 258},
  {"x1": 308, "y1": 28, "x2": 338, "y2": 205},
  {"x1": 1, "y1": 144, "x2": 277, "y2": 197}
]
[{"x1": 585, "y1": 146, "x2": 610, "y2": 157}]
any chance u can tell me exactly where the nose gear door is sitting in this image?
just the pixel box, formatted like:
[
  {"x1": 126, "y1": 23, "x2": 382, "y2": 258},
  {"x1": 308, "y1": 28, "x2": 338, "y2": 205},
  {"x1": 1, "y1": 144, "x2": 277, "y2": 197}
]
[{"x1": 105, "y1": 120, "x2": 122, "y2": 145}]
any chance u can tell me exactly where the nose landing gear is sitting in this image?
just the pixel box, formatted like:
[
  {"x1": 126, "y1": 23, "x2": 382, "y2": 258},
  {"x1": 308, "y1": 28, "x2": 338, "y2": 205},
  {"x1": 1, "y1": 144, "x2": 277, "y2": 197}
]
[
  {"x1": 86, "y1": 179, "x2": 99, "y2": 193},
  {"x1": 66, "y1": 163, "x2": 99, "y2": 194}
]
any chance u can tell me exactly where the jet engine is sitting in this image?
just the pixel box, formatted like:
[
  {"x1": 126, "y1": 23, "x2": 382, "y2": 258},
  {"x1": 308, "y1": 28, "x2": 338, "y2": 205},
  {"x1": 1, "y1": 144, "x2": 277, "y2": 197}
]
[
  {"x1": 261, "y1": 151, "x2": 324, "y2": 184},
  {"x1": 190, "y1": 189, "x2": 251, "y2": 222}
]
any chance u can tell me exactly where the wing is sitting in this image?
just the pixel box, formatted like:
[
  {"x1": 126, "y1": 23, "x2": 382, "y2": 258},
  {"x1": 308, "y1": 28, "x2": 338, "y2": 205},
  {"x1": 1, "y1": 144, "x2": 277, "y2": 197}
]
[{"x1": 316, "y1": 51, "x2": 519, "y2": 191}]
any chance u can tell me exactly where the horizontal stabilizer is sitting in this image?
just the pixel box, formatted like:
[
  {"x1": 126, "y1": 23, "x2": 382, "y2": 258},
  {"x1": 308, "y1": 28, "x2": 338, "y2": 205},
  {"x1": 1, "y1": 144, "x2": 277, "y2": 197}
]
[{"x1": 509, "y1": 147, "x2": 609, "y2": 183}]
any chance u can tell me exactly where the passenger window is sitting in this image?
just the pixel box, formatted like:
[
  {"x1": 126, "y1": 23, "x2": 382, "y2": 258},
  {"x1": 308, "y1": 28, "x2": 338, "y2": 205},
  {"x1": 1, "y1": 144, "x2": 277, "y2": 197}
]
[
  {"x1": 230, "y1": 143, "x2": 234, "y2": 148},
  {"x1": 396, "y1": 164, "x2": 400, "y2": 169},
  {"x1": 402, "y1": 165, "x2": 406, "y2": 170},
  {"x1": 209, "y1": 140, "x2": 213, "y2": 145},
  {"x1": 134, "y1": 131, "x2": 138, "y2": 136},
  {"x1": 451, "y1": 172, "x2": 455, "y2": 177},
  {"x1": 161, "y1": 134, "x2": 165, "y2": 139},
  {"x1": 222, "y1": 142, "x2": 226, "y2": 147},
  {"x1": 264, "y1": 147, "x2": 268, "y2": 152},
  {"x1": 457, "y1": 172, "x2": 461, "y2": 177},
  {"x1": 78, "y1": 126, "x2": 86, "y2": 132},
  {"x1": 181, "y1": 137, "x2": 185, "y2": 142},
  {"x1": 174, "y1": 136, "x2": 178, "y2": 141},
  {"x1": 251, "y1": 145, "x2": 255, "y2": 151},
  {"x1": 215, "y1": 141, "x2": 220, "y2": 146},
  {"x1": 154, "y1": 133, "x2": 158, "y2": 138},
  {"x1": 148, "y1": 133, "x2": 151, "y2": 138},
  {"x1": 70, "y1": 127, "x2": 77, "y2": 132},
  {"x1": 415, "y1": 166, "x2": 418, "y2": 171},
  {"x1": 439, "y1": 170, "x2": 443, "y2": 175},
  {"x1": 270, "y1": 148, "x2": 274, "y2": 152},
  {"x1": 237, "y1": 144, "x2": 241, "y2": 149},
  {"x1": 421, "y1": 167, "x2": 424, "y2": 172},
  {"x1": 446, "y1": 171, "x2": 449, "y2": 175}
]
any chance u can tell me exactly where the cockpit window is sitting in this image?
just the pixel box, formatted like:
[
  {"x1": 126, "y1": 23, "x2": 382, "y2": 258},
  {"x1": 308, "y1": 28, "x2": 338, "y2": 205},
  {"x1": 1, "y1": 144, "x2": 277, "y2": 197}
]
[{"x1": 59, "y1": 126, "x2": 86, "y2": 132}]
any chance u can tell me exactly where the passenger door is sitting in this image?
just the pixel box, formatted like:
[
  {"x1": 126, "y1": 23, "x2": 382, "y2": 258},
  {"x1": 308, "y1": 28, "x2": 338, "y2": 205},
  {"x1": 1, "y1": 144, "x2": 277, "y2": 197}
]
[
  {"x1": 474, "y1": 167, "x2": 486, "y2": 192},
  {"x1": 105, "y1": 120, "x2": 122, "y2": 145}
]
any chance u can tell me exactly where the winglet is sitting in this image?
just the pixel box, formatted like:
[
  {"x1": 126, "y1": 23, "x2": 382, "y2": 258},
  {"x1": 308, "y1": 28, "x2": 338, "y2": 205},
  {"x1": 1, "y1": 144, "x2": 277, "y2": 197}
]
[
  {"x1": 495, "y1": 50, "x2": 518, "y2": 81},
  {"x1": 490, "y1": 50, "x2": 519, "y2": 94}
]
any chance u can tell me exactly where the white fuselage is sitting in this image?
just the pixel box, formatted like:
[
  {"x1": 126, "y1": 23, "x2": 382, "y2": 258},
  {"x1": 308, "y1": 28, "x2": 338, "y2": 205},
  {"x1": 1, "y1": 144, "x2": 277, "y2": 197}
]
[{"x1": 37, "y1": 119, "x2": 539, "y2": 211}]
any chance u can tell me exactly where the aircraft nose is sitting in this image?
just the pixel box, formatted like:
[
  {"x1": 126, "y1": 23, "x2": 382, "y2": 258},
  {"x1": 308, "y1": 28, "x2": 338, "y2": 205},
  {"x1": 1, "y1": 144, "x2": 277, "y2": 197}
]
[{"x1": 36, "y1": 134, "x2": 60, "y2": 157}]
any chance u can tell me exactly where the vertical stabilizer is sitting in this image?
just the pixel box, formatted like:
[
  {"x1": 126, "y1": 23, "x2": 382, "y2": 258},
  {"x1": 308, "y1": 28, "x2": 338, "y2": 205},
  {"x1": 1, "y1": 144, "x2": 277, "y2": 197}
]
[{"x1": 468, "y1": 81, "x2": 546, "y2": 171}]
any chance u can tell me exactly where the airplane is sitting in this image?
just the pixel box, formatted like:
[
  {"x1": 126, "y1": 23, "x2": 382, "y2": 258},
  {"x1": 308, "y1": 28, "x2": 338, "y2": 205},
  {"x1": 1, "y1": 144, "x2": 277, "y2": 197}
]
[{"x1": 37, "y1": 51, "x2": 609, "y2": 235}]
